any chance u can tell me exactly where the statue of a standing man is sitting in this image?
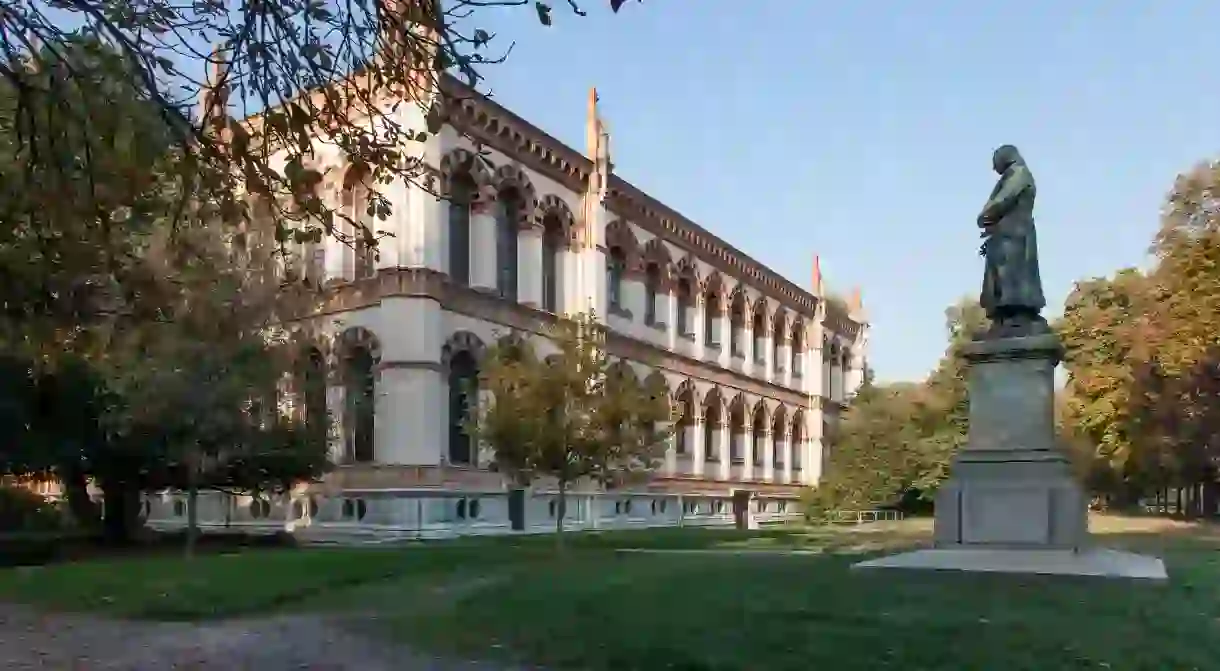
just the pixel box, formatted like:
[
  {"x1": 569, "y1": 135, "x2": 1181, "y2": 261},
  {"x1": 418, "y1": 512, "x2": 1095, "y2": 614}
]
[{"x1": 977, "y1": 145, "x2": 1047, "y2": 337}]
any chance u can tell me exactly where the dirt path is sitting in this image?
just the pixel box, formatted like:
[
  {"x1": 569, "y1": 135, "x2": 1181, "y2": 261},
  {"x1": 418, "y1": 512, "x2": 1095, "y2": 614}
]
[{"x1": 0, "y1": 604, "x2": 527, "y2": 670}]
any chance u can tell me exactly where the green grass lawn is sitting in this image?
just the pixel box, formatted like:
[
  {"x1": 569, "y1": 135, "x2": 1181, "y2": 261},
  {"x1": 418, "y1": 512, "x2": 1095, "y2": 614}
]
[{"x1": 2, "y1": 517, "x2": 1219, "y2": 670}]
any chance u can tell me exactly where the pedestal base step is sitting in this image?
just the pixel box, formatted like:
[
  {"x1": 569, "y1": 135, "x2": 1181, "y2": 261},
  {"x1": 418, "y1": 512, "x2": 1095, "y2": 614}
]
[{"x1": 852, "y1": 547, "x2": 1167, "y2": 581}]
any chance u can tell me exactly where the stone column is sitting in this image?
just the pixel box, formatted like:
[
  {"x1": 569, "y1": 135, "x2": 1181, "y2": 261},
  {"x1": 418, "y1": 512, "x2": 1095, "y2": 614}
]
[
  {"x1": 689, "y1": 293, "x2": 706, "y2": 360},
  {"x1": 762, "y1": 328, "x2": 775, "y2": 384},
  {"x1": 691, "y1": 416, "x2": 706, "y2": 478},
  {"x1": 776, "y1": 332, "x2": 792, "y2": 389},
  {"x1": 718, "y1": 425, "x2": 732, "y2": 481},
  {"x1": 324, "y1": 190, "x2": 347, "y2": 281},
  {"x1": 715, "y1": 303, "x2": 731, "y2": 368},
  {"x1": 661, "y1": 288, "x2": 678, "y2": 351},
  {"x1": 584, "y1": 245, "x2": 608, "y2": 322},
  {"x1": 418, "y1": 178, "x2": 450, "y2": 272},
  {"x1": 560, "y1": 248, "x2": 580, "y2": 315},
  {"x1": 660, "y1": 421, "x2": 677, "y2": 476},
  {"x1": 469, "y1": 187, "x2": 498, "y2": 292},
  {"x1": 706, "y1": 418, "x2": 727, "y2": 480},
  {"x1": 742, "y1": 318, "x2": 755, "y2": 376},
  {"x1": 518, "y1": 224, "x2": 543, "y2": 307}
]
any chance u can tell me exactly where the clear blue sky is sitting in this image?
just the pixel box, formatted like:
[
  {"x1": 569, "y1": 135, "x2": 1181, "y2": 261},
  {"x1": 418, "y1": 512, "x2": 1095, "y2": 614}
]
[{"x1": 471, "y1": 0, "x2": 1220, "y2": 382}]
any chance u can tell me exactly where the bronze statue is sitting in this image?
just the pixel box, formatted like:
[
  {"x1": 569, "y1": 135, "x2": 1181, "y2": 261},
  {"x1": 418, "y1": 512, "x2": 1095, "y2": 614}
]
[{"x1": 977, "y1": 145, "x2": 1047, "y2": 337}]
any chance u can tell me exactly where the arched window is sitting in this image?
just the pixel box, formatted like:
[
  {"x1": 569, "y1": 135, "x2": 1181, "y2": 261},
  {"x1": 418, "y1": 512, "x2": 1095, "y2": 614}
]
[
  {"x1": 448, "y1": 177, "x2": 474, "y2": 285},
  {"x1": 703, "y1": 401, "x2": 720, "y2": 462},
  {"x1": 752, "y1": 310, "x2": 766, "y2": 363},
  {"x1": 675, "y1": 388, "x2": 693, "y2": 456},
  {"x1": 772, "y1": 312, "x2": 785, "y2": 372},
  {"x1": 496, "y1": 191, "x2": 520, "y2": 300},
  {"x1": 791, "y1": 322, "x2": 804, "y2": 378},
  {"x1": 676, "y1": 279, "x2": 693, "y2": 337},
  {"x1": 644, "y1": 263, "x2": 661, "y2": 325},
  {"x1": 541, "y1": 215, "x2": 563, "y2": 312},
  {"x1": 729, "y1": 402, "x2": 744, "y2": 464},
  {"x1": 343, "y1": 343, "x2": 376, "y2": 463},
  {"x1": 302, "y1": 347, "x2": 327, "y2": 449},
  {"x1": 791, "y1": 415, "x2": 804, "y2": 471},
  {"x1": 751, "y1": 407, "x2": 766, "y2": 466},
  {"x1": 448, "y1": 350, "x2": 479, "y2": 464},
  {"x1": 729, "y1": 295, "x2": 746, "y2": 357},
  {"x1": 704, "y1": 288, "x2": 720, "y2": 347},
  {"x1": 607, "y1": 246, "x2": 626, "y2": 312},
  {"x1": 771, "y1": 412, "x2": 785, "y2": 467}
]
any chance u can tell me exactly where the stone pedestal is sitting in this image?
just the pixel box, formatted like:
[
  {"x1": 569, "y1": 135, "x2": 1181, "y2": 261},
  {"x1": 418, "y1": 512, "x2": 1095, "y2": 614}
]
[
  {"x1": 933, "y1": 334, "x2": 1087, "y2": 549},
  {"x1": 854, "y1": 333, "x2": 1167, "y2": 581}
]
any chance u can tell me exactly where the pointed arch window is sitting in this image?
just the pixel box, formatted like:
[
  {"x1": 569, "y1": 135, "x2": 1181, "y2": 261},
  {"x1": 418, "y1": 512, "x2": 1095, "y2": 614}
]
[
  {"x1": 703, "y1": 402, "x2": 720, "y2": 462},
  {"x1": 645, "y1": 263, "x2": 661, "y2": 325},
  {"x1": 448, "y1": 350, "x2": 479, "y2": 464},
  {"x1": 751, "y1": 409, "x2": 765, "y2": 466},
  {"x1": 607, "y1": 246, "x2": 626, "y2": 312},
  {"x1": 496, "y1": 191, "x2": 521, "y2": 300},
  {"x1": 448, "y1": 177, "x2": 474, "y2": 285},
  {"x1": 541, "y1": 215, "x2": 563, "y2": 312},
  {"x1": 676, "y1": 279, "x2": 694, "y2": 337},
  {"x1": 343, "y1": 344, "x2": 376, "y2": 464}
]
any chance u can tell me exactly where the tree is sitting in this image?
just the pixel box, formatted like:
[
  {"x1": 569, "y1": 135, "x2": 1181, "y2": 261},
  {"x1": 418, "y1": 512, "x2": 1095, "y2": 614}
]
[
  {"x1": 1057, "y1": 269, "x2": 1154, "y2": 503},
  {"x1": 812, "y1": 298, "x2": 983, "y2": 516},
  {"x1": 470, "y1": 313, "x2": 671, "y2": 546},
  {"x1": 0, "y1": 37, "x2": 331, "y2": 543},
  {"x1": 2, "y1": 0, "x2": 641, "y2": 258}
]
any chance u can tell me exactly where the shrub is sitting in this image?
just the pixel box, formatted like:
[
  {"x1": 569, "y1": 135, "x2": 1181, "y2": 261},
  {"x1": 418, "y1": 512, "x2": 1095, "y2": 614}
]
[{"x1": 0, "y1": 485, "x2": 68, "y2": 533}]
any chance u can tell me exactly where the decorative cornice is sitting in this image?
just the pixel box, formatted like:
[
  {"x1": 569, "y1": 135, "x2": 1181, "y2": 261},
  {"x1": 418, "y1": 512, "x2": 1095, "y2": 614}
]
[
  {"x1": 962, "y1": 333, "x2": 1063, "y2": 365},
  {"x1": 295, "y1": 267, "x2": 821, "y2": 408},
  {"x1": 439, "y1": 75, "x2": 823, "y2": 319}
]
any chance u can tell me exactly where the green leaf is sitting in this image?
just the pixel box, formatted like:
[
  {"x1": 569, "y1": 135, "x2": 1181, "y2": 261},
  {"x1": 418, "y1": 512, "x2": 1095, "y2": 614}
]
[{"x1": 535, "y1": 2, "x2": 553, "y2": 25}]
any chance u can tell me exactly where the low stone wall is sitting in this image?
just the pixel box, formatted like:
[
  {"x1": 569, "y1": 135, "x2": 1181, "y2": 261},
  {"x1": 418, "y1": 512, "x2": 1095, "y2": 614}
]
[{"x1": 144, "y1": 489, "x2": 805, "y2": 544}]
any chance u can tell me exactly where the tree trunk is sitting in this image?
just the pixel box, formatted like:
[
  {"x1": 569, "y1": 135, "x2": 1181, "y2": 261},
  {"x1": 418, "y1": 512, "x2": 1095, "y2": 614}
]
[
  {"x1": 554, "y1": 480, "x2": 567, "y2": 554},
  {"x1": 184, "y1": 447, "x2": 200, "y2": 559},
  {"x1": 60, "y1": 465, "x2": 99, "y2": 529},
  {"x1": 100, "y1": 480, "x2": 140, "y2": 545}
]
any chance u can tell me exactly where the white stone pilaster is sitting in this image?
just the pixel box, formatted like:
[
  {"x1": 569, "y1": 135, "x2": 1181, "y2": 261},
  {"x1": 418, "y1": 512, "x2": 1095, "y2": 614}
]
[
  {"x1": 375, "y1": 366, "x2": 445, "y2": 465},
  {"x1": 413, "y1": 189, "x2": 449, "y2": 272},
  {"x1": 716, "y1": 313, "x2": 731, "y2": 368},
  {"x1": 778, "y1": 342, "x2": 791, "y2": 388},
  {"x1": 622, "y1": 279, "x2": 645, "y2": 336},
  {"x1": 743, "y1": 321, "x2": 755, "y2": 376},
  {"x1": 560, "y1": 249, "x2": 580, "y2": 315},
  {"x1": 584, "y1": 246, "x2": 607, "y2": 321},
  {"x1": 470, "y1": 204, "x2": 497, "y2": 292},
  {"x1": 763, "y1": 333, "x2": 775, "y2": 384},
  {"x1": 690, "y1": 297, "x2": 706, "y2": 360},
  {"x1": 662, "y1": 292, "x2": 677, "y2": 351},
  {"x1": 518, "y1": 227, "x2": 543, "y2": 306}
]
